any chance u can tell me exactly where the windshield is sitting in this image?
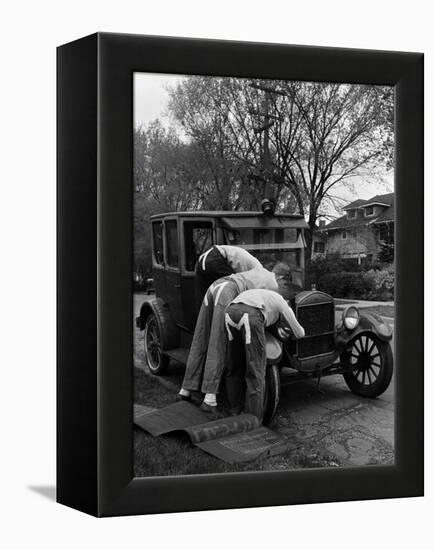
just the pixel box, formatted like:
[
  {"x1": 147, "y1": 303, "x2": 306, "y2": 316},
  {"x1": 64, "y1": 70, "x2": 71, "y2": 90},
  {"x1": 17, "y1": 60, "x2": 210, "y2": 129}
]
[
  {"x1": 250, "y1": 249, "x2": 301, "y2": 268},
  {"x1": 224, "y1": 227, "x2": 304, "y2": 287},
  {"x1": 231, "y1": 227, "x2": 298, "y2": 245}
]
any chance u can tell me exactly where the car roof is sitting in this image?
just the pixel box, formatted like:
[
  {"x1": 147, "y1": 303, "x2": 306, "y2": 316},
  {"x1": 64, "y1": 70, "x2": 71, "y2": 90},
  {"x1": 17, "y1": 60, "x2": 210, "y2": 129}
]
[{"x1": 150, "y1": 210, "x2": 305, "y2": 220}]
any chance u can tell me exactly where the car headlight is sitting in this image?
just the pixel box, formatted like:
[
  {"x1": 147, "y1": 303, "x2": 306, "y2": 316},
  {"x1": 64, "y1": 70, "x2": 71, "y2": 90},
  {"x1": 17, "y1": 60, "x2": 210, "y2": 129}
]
[{"x1": 342, "y1": 306, "x2": 359, "y2": 330}]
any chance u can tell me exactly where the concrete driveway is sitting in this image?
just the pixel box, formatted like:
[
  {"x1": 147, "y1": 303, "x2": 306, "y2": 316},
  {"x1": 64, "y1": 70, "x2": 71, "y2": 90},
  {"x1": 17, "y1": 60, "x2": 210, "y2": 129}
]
[{"x1": 134, "y1": 293, "x2": 395, "y2": 468}]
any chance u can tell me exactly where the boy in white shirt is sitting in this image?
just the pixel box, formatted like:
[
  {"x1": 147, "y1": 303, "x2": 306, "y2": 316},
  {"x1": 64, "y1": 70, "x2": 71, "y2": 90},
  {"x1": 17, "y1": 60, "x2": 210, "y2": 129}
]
[
  {"x1": 195, "y1": 245, "x2": 262, "y2": 309},
  {"x1": 178, "y1": 267, "x2": 278, "y2": 417},
  {"x1": 225, "y1": 288, "x2": 305, "y2": 421}
]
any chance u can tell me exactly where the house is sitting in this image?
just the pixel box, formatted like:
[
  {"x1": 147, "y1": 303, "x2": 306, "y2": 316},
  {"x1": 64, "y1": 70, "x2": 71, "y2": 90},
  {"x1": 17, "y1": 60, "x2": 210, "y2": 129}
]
[
  {"x1": 316, "y1": 192, "x2": 394, "y2": 262},
  {"x1": 311, "y1": 221, "x2": 327, "y2": 258}
]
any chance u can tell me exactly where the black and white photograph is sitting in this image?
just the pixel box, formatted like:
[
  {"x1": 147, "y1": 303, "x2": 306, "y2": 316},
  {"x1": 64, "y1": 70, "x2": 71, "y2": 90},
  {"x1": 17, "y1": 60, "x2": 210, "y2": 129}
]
[
  {"x1": 1, "y1": 0, "x2": 429, "y2": 542},
  {"x1": 132, "y1": 72, "x2": 396, "y2": 476}
]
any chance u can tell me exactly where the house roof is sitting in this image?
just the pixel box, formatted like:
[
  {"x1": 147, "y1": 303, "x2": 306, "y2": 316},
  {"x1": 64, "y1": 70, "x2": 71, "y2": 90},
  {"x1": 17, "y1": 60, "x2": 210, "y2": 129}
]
[
  {"x1": 322, "y1": 192, "x2": 395, "y2": 231},
  {"x1": 344, "y1": 192, "x2": 394, "y2": 210},
  {"x1": 321, "y1": 216, "x2": 366, "y2": 231},
  {"x1": 344, "y1": 199, "x2": 366, "y2": 210},
  {"x1": 374, "y1": 196, "x2": 395, "y2": 223}
]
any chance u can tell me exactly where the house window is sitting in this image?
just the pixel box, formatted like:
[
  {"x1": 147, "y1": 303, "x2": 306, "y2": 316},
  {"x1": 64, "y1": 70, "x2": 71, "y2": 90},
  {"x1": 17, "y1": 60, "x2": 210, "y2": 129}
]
[
  {"x1": 365, "y1": 206, "x2": 374, "y2": 217},
  {"x1": 342, "y1": 230, "x2": 347, "y2": 239},
  {"x1": 314, "y1": 242, "x2": 325, "y2": 253},
  {"x1": 347, "y1": 209, "x2": 357, "y2": 219},
  {"x1": 378, "y1": 222, "x2": 394, "y2": 244}
]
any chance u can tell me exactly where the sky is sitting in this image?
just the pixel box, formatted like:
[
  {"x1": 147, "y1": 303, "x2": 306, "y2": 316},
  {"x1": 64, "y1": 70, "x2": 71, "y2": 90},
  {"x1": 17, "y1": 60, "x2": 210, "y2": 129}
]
[
  {"x1": 134, "y1": 72, "x2": 183, "y2": 128},
  {"x1": 133, "y1": 72, "x2": 394, "y2": 215}
]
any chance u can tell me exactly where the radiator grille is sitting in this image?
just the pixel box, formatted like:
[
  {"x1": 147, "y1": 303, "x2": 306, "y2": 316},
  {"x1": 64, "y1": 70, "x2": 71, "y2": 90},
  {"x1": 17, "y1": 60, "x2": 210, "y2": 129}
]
[
  {"x1": 297, "y1": 334, "x2": 335, "y2": 358},
  {"x1": 297, "y1": 303, "x2": 334, "y2": 336},
  {"x1": 296, "y1": 301, "x2": 335, "y2": 358}
]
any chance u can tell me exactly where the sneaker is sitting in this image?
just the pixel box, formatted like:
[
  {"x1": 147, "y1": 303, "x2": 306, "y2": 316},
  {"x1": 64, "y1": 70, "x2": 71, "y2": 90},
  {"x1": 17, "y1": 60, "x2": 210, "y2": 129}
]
[
  {"x1": 176, "y1": 393, "x2": 192, "y2": 403},
  {"x1": 199, "y1": 402, "x2": 225, "y2": 419}
]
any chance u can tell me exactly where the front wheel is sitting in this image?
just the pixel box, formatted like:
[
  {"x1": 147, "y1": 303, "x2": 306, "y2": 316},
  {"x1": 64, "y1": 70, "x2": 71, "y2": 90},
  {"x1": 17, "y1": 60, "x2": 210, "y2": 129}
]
[
  {"x1": 144, "y1": 313, "x2": 169, "y2": 375},
  {"x1": 263, "y1": 364, "x2": 281, "y2": 425},
  {"x1": 342, "y1": 333, "x2": 393, "y2": 398}
]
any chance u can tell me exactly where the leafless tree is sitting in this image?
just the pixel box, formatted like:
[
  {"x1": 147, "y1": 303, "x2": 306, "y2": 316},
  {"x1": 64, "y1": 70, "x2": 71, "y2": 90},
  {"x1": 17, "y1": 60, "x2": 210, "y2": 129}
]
[{"x1": 168, "y1": 77, "x2": 393, "y2": 259}]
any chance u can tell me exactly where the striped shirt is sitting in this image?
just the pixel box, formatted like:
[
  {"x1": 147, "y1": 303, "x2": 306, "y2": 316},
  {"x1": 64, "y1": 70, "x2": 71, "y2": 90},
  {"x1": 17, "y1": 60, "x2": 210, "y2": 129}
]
[{"x1": 231, "y1": 289, "x2": 305, "y2": 338}]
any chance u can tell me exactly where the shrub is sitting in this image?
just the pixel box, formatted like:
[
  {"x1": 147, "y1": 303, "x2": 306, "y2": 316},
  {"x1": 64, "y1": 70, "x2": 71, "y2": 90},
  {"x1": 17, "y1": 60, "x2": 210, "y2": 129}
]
[
  {"x1": 317, "y1": 272, "x2": 372, "y2": 299},
  {"x1": 306, "y1": 254, "x2": 394, "y2": 300},
  {"x1": 314, "y1": 265, "x2": 394, "y2": 301},
  {"x1": 364, "y1": 265, "x2": 394, "y2": 300}
]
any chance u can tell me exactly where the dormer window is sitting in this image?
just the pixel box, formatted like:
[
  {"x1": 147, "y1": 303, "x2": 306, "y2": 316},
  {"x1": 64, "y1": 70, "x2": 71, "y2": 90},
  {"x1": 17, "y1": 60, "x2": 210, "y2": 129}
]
[
  {"x1": 365, "y1": 206, "x2": 374, "y2": 217},
  {"x1": 347, "y1": 209, "x2": 357, "y2": 219},
  {"x1": 342, "y1": 230, "x2": 347, "y2": 239}
]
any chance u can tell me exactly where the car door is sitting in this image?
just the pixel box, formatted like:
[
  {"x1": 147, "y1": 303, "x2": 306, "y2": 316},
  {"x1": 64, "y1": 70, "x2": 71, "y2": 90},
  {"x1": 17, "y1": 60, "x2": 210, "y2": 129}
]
[
  {"x1": 163, "y1": 218, "x2": 183, "y2": 327},
  {"x1": 180, "y1": 218, "x2": 215, "y2": 331},
  {"x1": 151, "y1": 219, "x2": 166, "y2": 298}
]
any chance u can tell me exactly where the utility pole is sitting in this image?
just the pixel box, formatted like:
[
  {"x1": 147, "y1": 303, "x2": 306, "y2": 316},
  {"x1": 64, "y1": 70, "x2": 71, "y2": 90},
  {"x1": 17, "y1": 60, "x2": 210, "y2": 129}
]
[
  {"x1": 249, "y1": 81, "x2": 282, "y2": 212},
  {"x1": 262, "y1": 90, "x2": 272, "y2": 202}
]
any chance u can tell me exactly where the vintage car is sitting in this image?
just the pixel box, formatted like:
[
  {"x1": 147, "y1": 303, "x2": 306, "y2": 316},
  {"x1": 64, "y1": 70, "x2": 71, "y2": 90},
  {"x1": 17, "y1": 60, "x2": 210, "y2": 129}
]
[{"x1": 136, "y1": 208, "x2": 393, "y2": 423}]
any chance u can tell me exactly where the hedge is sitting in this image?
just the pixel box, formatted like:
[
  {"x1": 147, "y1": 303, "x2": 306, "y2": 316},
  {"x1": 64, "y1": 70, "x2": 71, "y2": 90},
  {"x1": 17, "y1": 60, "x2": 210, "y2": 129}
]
[{"x1": 309, "y1": 262, "x2": 394, "y2": 301}]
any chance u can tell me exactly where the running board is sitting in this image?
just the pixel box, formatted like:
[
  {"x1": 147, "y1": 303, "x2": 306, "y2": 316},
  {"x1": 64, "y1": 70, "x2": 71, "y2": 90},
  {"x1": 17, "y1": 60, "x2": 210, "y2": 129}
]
[{"x1": 164, "y1": 347, "x2": 189, "y2": 365}]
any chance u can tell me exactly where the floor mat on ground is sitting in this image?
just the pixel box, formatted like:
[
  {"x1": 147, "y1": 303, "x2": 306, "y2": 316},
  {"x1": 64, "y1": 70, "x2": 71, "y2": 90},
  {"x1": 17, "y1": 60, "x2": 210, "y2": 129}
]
[{"x1": 134, "y1": 401, "x2": 290, "y2": 463}]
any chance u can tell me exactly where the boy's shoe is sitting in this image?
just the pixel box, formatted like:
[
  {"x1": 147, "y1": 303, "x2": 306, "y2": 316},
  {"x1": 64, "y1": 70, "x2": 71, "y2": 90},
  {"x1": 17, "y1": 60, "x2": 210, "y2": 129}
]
[
  {"x1": 175, "y1": 393, "x2": 192, "y2": 403},
  {"x1": 199, "y1": 402, "x2": 225, "y2": 419}
]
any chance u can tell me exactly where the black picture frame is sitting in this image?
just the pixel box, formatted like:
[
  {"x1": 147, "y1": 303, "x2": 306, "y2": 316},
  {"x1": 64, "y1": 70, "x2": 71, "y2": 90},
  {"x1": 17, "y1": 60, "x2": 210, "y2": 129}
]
[{"x1": 57, "y1": 32, "x2": 424, "y2": 517}]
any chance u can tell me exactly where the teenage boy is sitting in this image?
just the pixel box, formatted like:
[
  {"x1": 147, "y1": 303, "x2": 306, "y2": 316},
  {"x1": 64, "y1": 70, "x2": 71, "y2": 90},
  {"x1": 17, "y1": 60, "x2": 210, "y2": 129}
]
[
  {"x1": 178, "y1": 267, "x2": 278, "y2": 417},
  {"x1": 224, "y1": 289, "x2": 305, "y2": 421},
  {"x1": 194, "y1": 245, "x2": 262, "y2": 310}
]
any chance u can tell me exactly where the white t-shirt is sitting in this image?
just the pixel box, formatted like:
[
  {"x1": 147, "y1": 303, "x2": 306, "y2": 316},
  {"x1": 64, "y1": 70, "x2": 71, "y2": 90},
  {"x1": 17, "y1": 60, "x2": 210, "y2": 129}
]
[
  {"x1": 230, "y1": 267, "x2": 278, "y2": 293},
  {"x1": 231, "y1": 289, "x2": 305, "y2": 338},
  {"x1": 215, "y1": 245, "x2": 262, "y2": 272}
]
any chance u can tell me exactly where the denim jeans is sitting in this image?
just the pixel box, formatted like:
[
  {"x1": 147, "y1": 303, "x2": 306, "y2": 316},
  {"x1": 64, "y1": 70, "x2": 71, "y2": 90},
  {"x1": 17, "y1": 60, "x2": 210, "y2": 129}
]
[
  {"x1": 224, "y1": 303, "x2": 266, "y2": 420},
  {"x1": 182, "y1": 279, "x2": 239, "y2": 394}
]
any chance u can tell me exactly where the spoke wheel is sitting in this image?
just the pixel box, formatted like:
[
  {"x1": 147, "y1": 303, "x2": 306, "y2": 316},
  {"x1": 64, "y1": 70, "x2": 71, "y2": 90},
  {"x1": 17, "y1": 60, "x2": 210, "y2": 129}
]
[
  {"x1": 144, "y1": 314, "x2": 169, "y2": 375},
  {"x1": 342, "y1": 333, "x2": 393, "y2": 398}
]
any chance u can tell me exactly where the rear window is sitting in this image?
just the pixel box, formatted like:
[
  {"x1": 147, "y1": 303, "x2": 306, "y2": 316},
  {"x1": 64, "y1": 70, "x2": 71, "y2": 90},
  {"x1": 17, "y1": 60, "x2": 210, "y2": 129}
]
[
  {"x1": 152, "y1": 221, "x2": 164, "y2": 265},
  {"x1": 165, "y1": 220, "x2": 179, "y2": 268}
]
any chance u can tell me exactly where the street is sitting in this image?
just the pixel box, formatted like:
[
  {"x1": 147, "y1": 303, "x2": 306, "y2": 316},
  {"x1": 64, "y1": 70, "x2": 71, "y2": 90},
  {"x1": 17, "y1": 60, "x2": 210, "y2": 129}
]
[{"x1": 133, "y1": 293, "x2": 395, "y2": 469}]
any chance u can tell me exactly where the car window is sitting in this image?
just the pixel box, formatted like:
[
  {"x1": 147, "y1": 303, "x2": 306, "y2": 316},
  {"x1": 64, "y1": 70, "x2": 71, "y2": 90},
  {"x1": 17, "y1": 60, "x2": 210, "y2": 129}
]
[
  {"x1": 184, "y1": 221, "x2": 213, "y2": 271},
  {"x1": 152, "y1": 221, "x2": 164, "y2": 265},
  {"x1": 165, "y1": 220, "x2": 179, "y2": 268},
  {"x1": 229, "y1": 227, "x2": 298, "y2": 245}
]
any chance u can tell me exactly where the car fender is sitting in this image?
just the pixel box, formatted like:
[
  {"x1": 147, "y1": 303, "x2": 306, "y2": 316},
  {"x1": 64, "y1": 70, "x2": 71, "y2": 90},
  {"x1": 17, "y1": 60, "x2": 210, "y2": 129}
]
[
  {"x1": 136, "y1": 297, "x2": 179, "y2": 351},
  {"x1": 336, "y1": 310, "x2": 393, "y2": 349},
  {"x1": 265, "y1": 332, "x2": 283, "y2": 365}
]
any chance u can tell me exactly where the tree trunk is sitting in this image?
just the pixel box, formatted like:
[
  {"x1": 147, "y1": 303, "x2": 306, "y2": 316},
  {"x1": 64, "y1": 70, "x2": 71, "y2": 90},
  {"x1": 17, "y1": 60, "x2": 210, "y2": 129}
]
[{"x1": 305, "y1": 216, "x2": 316, "y2": 265}]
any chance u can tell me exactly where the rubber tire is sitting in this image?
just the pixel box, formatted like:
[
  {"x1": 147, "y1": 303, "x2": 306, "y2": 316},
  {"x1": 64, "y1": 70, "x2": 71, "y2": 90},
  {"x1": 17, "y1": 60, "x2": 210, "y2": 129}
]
[
  {"x1": 144, "y1": 313, "x2": 170, "y2": 375},
  {"x1": 342, "y1": 333, "x2": 393, "y2": 398},
  {"x1": 263, "y1": 364, "x2": 281, "y2": 425}
]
